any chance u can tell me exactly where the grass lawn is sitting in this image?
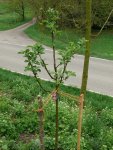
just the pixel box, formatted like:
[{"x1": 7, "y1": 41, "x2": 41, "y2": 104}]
[
  {"x1": 0, "y1": 68, "x2": 113, "y2": 150},
  {"x1": 0, "y1": 2, "x2": 33, "y2": 31},
  {"x1": 25, "y1": 24, "x2": 113, "y2": 60}
]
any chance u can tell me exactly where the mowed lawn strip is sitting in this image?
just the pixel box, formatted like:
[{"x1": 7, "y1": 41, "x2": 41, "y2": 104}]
[{"x1": 25, "y1": 24, "x2": 113, "y2": 60}]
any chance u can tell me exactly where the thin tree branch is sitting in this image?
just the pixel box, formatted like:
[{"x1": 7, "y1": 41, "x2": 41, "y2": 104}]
[
  {"x1": 56, "y1": 61, "x2": 62, "y2": 68},
  {"x1": 29, "y1": 61, "x2": 49, "y2": 93},
  {"x1": 52, "y1": 31, "x2": 57, "y2": 80},
  {"x1": 92, "y1": 9, "x2": 113, "y2": 37},
  {"x1": 60, "y1": 61, "x2": 68, "y2": 83},
  {"x1": 38, "y1": 54, "x2": 55, "y2": 80}
]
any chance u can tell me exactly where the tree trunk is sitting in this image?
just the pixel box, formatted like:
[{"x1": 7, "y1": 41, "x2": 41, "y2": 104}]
[
  {"x1": 55, "y1": 86, "x2": 59, "y2": 150},
  {"x1": 21, "y1": 1, "x2": 25, "y2": 21},
  {"x1": 80, "y1": 0, "x2": 92, "y2": 96}
]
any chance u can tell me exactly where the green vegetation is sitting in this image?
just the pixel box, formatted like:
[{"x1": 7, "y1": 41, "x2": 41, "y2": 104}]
[
  {"x1": 0, "y1": 68, "x2": 113, "y2": 149},
  {"x1": 1, "y1": 0, "x2": 113, "y2": 32},
  {"x1": 25, "y1": 24, "x2": 113, "y2": 60},
  {"x1": 27, "y1": 0, "x2": 113, "y2": 29},
  {"x1": 0, "y1": 2, "x2": 32, "y2": 31},
  {"x1": 91, "y1": 30, "x2": 113, "y2": 60}
]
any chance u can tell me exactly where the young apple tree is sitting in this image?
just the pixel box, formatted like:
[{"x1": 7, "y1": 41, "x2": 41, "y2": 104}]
[{"x1": 19, "y1": 8, "x2": 85, "y2": 150}]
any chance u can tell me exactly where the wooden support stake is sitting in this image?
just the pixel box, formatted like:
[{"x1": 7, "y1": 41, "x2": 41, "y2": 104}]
[
  {"x1": 52, "y1": 90, "x2": 59, "y2": 150},
  {"x1": 38, "y1": 96, "x2": 45, "y2": 150},
  {"x1": 77, "y1": 94, "x2": 84, "y2": 150},
  {"x1": 55, "y1": 96, "x2": 58, "y2": 150}
]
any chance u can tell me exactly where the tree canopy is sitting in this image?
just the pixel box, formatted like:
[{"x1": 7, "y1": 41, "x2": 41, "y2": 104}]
[{"x1": 4, "y1": 0, "x2": 113, "y2": 29}]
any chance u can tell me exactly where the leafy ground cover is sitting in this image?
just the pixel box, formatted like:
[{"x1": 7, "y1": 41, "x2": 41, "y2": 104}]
[
  {"x1": 25, "y1": 24, "x2": 113, "y2": 60},
  {"x1": 0, "y1": 68, "x2": 113, "y2": 150},
  {"x1": 0, "y1": 2, "x2": 33, "y2": 31}
]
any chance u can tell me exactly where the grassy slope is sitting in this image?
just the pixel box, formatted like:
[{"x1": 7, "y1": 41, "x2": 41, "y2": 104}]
[
  {"x1": 0, "y1": 68, "x2": 113, "y2": 149},
  {"x1": 25, "y1": 24, "x2": 113, "y2": 60},
  {"x1": 0, "y1": 2, "x2": 33, "y2": 31}
]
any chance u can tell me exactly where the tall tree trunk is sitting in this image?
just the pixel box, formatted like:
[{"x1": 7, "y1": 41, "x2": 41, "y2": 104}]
[
  {"x1": 80, "y1": 0, "x2": 92, "y2": 96},
  {"x1": 21, "y1": 1, "x2": 25, "y2": 21}
]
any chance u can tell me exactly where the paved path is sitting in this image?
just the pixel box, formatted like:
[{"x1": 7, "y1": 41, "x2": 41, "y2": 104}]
[{"x1": 0, "y1": 21, "x2": 113, "y2": 97}]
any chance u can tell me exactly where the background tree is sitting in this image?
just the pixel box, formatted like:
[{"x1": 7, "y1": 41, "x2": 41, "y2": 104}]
[
  {"x1": 4, "y1": 0, "x2": 113, "y2": 29},
  {"x1": 8, "y1": 0, "x2": 26, "y2": 21},
  {"x1": 92, "y1": 0, "x2": 113, "y2": 28}
]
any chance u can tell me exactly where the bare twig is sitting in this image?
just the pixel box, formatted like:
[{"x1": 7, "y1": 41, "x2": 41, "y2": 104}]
[
  {"x1": 38, "y1": 54, "x2": 55, "y2": 80},
  {"x1": 56, "y1": 63, "x2": 61, "y2": 69},
  {"x1": 92, "y1": 9, "x2": 113, "y2": 37}
]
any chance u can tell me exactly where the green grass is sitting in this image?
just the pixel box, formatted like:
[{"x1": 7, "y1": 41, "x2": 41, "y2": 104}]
[
  {"x1": 0, "y1": 68, "x2": 113, "y2": 149},
  {"x1": 25, "y1": 24, "x2": 113, "y2": 60},
  {"x1": 25, "y1": 24, "x2": 82, "y2": 51},
  {"x1": 0, "y1": 2, "x2": 33, "y2": 31},
  {"x1": 91, "y1": 31, "x2": 113, "y2": 60}
]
